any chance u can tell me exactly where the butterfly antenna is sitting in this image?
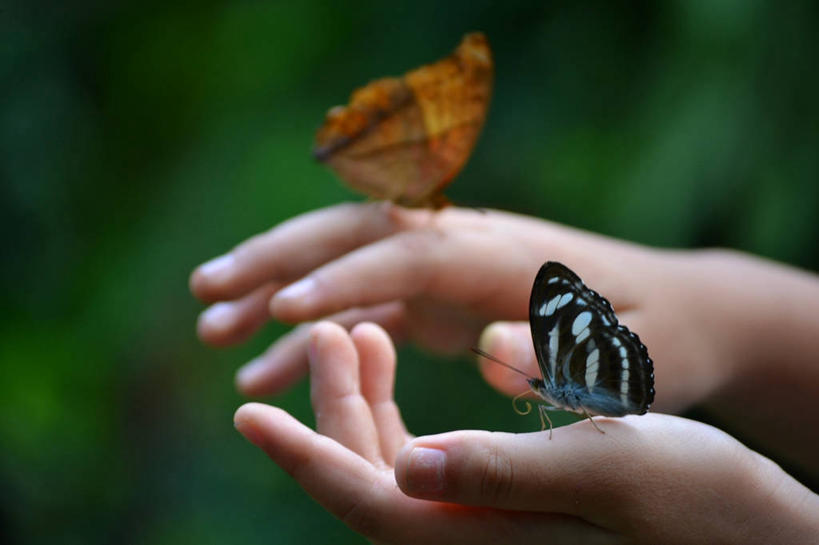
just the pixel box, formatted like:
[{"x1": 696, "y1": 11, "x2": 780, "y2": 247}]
[
  {"x1": 470, "y1": 347, "x2": 533, "y2": 378},
  {"x1": 471, "y1": 347, "x2": 541, "y2": 425}
]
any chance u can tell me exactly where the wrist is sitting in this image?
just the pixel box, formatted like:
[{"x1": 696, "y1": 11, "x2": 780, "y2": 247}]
[{"x1": 687, "y1": 248, "x2": 819, "y2": 476}]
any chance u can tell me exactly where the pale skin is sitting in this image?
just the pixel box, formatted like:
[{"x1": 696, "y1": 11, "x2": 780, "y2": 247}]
[{"x1": 190, "y1": 203, "x2": 819, "y2": 543}]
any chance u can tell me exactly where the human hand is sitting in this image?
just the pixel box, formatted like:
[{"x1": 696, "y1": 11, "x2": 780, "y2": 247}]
[
  {"x1": 190, "y1": 202, "x2": 718, "y2": 412},
  {"x1": 234, "y1": 321, "x2": 819, "y2": 545}
]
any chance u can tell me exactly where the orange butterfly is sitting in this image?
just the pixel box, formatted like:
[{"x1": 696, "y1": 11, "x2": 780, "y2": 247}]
[{"x1": 313, "y1": 32, "x2": 493, "y2": 209}]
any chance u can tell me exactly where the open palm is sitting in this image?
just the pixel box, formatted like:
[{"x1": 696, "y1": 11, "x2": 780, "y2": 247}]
[{"x1": 235, "y1": 321, "x2": 819, "y2": 544}]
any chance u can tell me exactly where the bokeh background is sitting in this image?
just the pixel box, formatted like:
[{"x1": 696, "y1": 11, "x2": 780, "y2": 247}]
[{"x1": 2, "y1": 1, "x2": 818, "y2": 543}]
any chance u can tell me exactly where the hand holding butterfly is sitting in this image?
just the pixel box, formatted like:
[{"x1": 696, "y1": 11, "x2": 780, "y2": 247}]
[
  {"x1": 191, "y1": 202, "x2": 819, "y2": 477},
  {"x1": 234, "y1": 321, "x2": 819, "y2": 544}
]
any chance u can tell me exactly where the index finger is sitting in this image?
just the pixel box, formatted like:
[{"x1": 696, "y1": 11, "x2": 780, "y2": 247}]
[{"x1": 190, "y1": 202, "x2": 430, "y2": 302}]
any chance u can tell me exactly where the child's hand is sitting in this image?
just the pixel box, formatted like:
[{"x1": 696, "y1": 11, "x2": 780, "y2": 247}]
[
  {"x1": 190, "y1": 203, "x2": 705, "y2": 408},
  {"x1": 193, "y1": 202, "x2": 819, "y2": 475},
  {"x1": 234, "y1": 321, "x2": 819, "y2": 545}
]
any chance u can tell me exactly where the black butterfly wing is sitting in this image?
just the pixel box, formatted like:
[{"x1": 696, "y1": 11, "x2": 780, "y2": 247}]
[{"x1": 529, "y1": 262, "x2": 654, "y2": 417}]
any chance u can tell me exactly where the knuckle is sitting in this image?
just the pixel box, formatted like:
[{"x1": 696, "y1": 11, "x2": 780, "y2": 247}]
[
  {"x1": 380, "y1": 201, "x2": 418, "y2": 232},
  {"x1": 395, "y1": 229, "x2": 434, "y2": 255},
  {"x1": 479, "y1": 445, "x2": 514, "y2": 503}
]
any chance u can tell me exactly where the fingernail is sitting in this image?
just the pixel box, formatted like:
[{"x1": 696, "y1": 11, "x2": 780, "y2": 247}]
[
  {"x1": 478, "y1": 323, "x2": 508, "y2": 353},
  {"x1": 236, "y1": 357, "x2": 267, "y2": 388},
  {"x1": 275, "y1": 278, "x2": 316, "y2": 304},
  {"x1": 199, "y1": 254, "x2": 235, "y2": 279},
  {"x1": 406, "y1": 447, "x2": 446, "y2": 494},
  {"x1": 479, "y1": 323, "x2": 528, "y2": 360},
  {"x1": 201, "y1": 302, "x2": 235, "y2": 332}
]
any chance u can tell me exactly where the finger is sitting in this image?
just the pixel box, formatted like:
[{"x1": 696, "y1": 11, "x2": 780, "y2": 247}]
[
  {"x1": 190, "y1": 202, "x2": 431, "y2": 303},
  {"x1": 235, "y1": 302, "x2": 407, "y2": 396},
  {"x1": 351, "y1": 322, "x2": 411, "y2": 464},
  {"x1": 196, "y1": 282, "x2": 281, "y2": 347},
  {"x1": 234, "y1": 403, "x2": 390, "y2": 523},
  {"x1": 394, "y1": 414, "x2": 732, "y2": 525},
  {"x1": 308, "y1": 321, "x2": 381, "y2": 462},
  {"x1": 236, "y1": 323, "x2": 314, "y2": 396},
  {"x1": 476, "y1": 321, "x2": 539, "y2": 396},
  {"x1": 270, "y1": 228, "x2": 535, "y2": 323},
  {"x1": 235, "y1": 404, "x2": 616, "y2": 545}
]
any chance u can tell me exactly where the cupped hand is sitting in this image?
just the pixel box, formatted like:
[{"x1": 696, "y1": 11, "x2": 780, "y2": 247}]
[
  {"x1": 234, "y1": 322, "x2": 819, "y2": 545},
  {"x1": 191, "y1": 202, "x2": 726, "y2": 411}
]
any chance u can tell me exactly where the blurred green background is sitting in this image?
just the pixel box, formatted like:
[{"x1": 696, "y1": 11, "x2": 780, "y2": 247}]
[{"x1": 2, "y1": 1, "x2": 818, "y2": 543}]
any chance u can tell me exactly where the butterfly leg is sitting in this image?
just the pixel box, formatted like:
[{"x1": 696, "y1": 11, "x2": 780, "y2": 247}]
[
  {"x1": 581, "y1": 408, "x2": 605, "y2": 435},
  {"x1": 538, "y1": 404, "x2": 554, "y2": 440}
]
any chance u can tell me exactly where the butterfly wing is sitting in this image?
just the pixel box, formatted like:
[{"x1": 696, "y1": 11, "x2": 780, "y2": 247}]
[
  {"x1": 528, "y1": 262, "x2": 654, "y2": 417},
  {"x1": 313, "y1": 32, "x2": 492, "y2": 209}
]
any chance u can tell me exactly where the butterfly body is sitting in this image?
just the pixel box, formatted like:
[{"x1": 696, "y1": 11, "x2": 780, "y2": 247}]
[{"x1": 528, "y1": 262, "x2": 655, "y2": 419}]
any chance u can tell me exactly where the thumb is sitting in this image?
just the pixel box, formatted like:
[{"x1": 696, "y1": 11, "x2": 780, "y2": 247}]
[
  {"x1": 477, "y1": 321, "x2": 539, "y2": 395},
  {"x1": 394, "y1": 426, "x2": 602, "y2": 516},
  {"x1": 393, "y1": 415, "x2": 759, "y2": 523}
]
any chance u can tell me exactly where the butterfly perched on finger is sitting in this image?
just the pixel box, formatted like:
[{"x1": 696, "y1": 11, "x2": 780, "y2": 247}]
[
  {"x1": 474, "y1": 261, "x2": 655, "y2": 438},
  {"x1": 313, "y1": 32, "x2": 493, "y2": 209}
]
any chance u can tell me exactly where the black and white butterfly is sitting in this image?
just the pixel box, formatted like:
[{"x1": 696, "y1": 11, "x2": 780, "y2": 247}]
[{"x1": 475, "y1": 261, "x2": 655, "y2": 437}]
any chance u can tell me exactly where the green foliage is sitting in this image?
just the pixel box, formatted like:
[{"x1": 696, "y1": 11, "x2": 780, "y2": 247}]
[{"x1": 2, "y1": 1, "x2": 817, "y2": 543}]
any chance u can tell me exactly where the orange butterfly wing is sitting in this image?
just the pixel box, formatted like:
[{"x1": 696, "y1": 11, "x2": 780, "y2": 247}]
[{"x1": 313, "y1": 32, "x2": 493, "y2": 209}]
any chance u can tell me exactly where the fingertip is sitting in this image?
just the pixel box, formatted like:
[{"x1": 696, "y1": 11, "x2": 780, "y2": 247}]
[
  {"x1": 477, "y1": 322, "x2": 522, "y2": 356},
  {"x1": 396, "y1": 445, "x2": 447, "y2": 497},
  {"x1": 191, "y1": 254, "x2": 236, "y2": 301},
  {"x1": 235, "y1": 357, "x2": 267, "y2": 394},
  {"x1": 349, "y1": 321, "x2": 392, "y2": 347},
  {"x1": 234, "y1": 401, "x2": 271, "y2": 422},
  {"x1": 306, "y1": 320, "x2": 356, "y2": 375},
  {"x1": 196, "y1": 303, "x2": 236, "y2": 345},
  {"x1": 394, "y1": 432, "x2": 478, "y2": 499},
  {"x1": 308, "y1": 320, "x2": 348, "y2": 347},
  {"x1": 267, "y1": 293, "x2": 279, "y2": 317},
  {"x1": 350, "y1": 322, "x2": 396, "y2": 371},
  {"x1": 476, "y1": 322, "x2": 536, "y2": 393},
  {"x1": 189, "y1": 267, "x2": 213, "y2": 301},
  {"x1": 393, "y1": 440, "x2": 413, "y2": 492},
  {"x1": 234, "y1": 402, "x2": 274, "y2": 448},
  {"x1": 270, "y1": 278, "x2": 317, "y2": 322},
  {"x1": 188, "y1": 267, "x2": 202, "y2": 296}
]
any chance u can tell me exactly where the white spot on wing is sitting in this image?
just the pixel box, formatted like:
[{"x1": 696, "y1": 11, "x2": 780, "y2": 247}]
[
  {"x1": 571, "y1": 311, "x2": 592, "y2": 336},
  {"x1": 557, "y1": 292, "x2": 574, "y2": 308},
  {"x1": 585, "y1": 348, "x2": 599, "y2": 391},
  {"x1": 620, "y1": 368, "x2": 630, "y2": 405},
  {"x1": 548, "y1": 323, "x2": 560, "y2": 378},
  {"x1": 542, "y1": 295, "x2": 561, "y2": 316}
]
